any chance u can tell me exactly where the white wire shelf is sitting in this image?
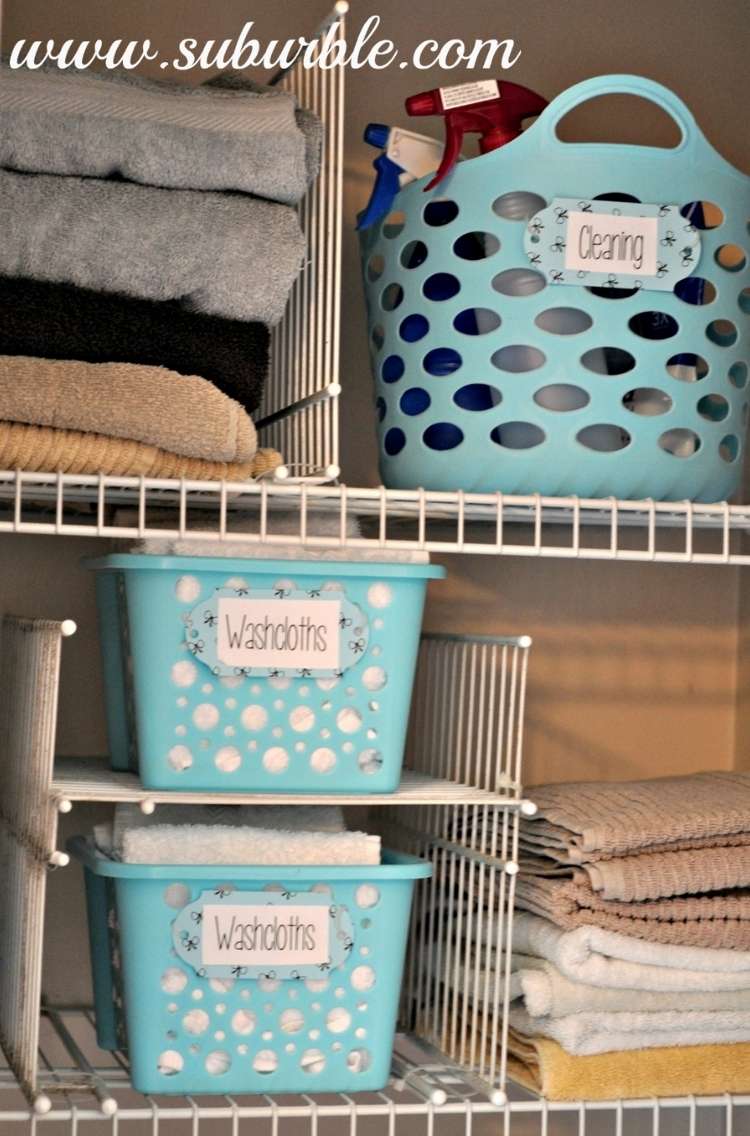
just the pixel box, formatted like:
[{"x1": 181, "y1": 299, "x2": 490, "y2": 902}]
[
  {"x1": 3, "y1": 471, "x2": 750, "y2": 565},
  {"x1": 1, "y1": 1010, "x2": 748, "y2": 1131},
  {"x1": 50, "y1": 757, "x2": 523, "y2": 809}
]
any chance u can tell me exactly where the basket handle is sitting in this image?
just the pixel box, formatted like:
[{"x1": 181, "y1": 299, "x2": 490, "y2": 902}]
[{"x1": 538, "y1": 74, "x2": 699, "y2": 155}]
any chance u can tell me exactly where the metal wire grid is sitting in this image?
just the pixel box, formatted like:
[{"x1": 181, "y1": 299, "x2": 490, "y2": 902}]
[
  {"x1": 3, "y1": 473, "x2": 750, "y2": 564},
  {"x1": 259, "y1": 5, "x2": 345, "y2": 482}
]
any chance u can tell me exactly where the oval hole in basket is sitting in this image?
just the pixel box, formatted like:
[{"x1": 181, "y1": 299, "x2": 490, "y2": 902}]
[
  {"x1": 380, "y1": 282, "x2": 404, "y2": 312},
  {"x1": 715, "y1": 244, "x2": 747, "y2": 273},
  {"x1": 697, "y1": 393, "x2": 730, "y2": 422},
  {"x1": 490, "y1": 422, "x2": 545, "y2": 449},
  {"x1": 382, "y1": 211, "x2": 406, "y2": 238},
  {"x1": 371, "y1": 324, "x2": 385, "y2": 351},
  {"x1": 581, "y1": 346, "x2": 635, "y2": 376},
  {"x1": 739, "y1": 288, "x2": 750, "y2": 315},
  {"x1": 492, "y1": 191, "x2": 546, "y2": 222},
  {"x1": 383, "y1": 427, "x2": 406, "y2": 456},
  {"x1": 534, "y1": 307, "x2": 593, "y2": 335},
  {"x1": 424, "y1": 347, "x2": 462, "y2": 376},
  {"x1": 622, "y1": 388, "x2": 672, "y2": 416},
  {"x1": 706, "y1": 319, "x2": 739, "y2": 348},
  {"x1": 454, "y1": 383, "x2": 502, "y2": 411},
  {"x1": 399, "y1": 387, "x2": 431, "y2": 416},
  {"x1": 423, "y1": 422, "x2": 464, "y2": 450},
  {"x1": 423, "y1": 199, "x2": 459, "y2": 226},
  {"x1": 492, "y1": 267, "x2": 546, "y2": 297},
  {"x1": 453, "y1": 308, "x2": 501, "y2": 336},
  {"x1": 534, "y1": 384, "x2": 590, "y2": 412},
  {"x1": 375, "y1": 396, "x2": 386, "y2": 422},
  {"x1": 628, "y1": 311, "x2": 679, "y2": 340},
  {"x1": 453, "y1": 231, "x2": 500, "y2": 261},
  {"x1": 658, "y1": 428, "x2": 700, "y2": 457},
  {"x1": 673, "y1": 278, "x2": 716, "y2": 306},
  {"x1": 423, "y1": 272, "x2": 461, "y2": 301},
  {"x1": 680, "y1": 201, "x2": 724, "y2": 230},
  {"x1": 381, "y1": 354, "x2": 404, "y2": 383},
  {"x1": 398, "y1": 314, "x2": 429, "y2": 343},
  {"x1": 729, "y1": 362, "x2": 749, "y2": 389},
  {"x1": 577, "y1": 424, "x2": 631, "y2": 452},
  {"x1": 366, "y1": 254, "x2": 385, "y2": 283},
  {"x1": 720, "y1": 434, "x2": 740, "y2": 462},
  {"x1": 491, "y1": 344, "x2": 546, "y2": 373},
  {"x1": 400, "y1": 240, "x2": 428, "y2": 270},
  {"x1": 666, "y1": 353, "x2": 709, "y2": 382}
]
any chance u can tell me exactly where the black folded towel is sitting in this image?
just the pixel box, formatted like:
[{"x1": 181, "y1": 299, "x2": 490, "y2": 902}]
[{"x1": 0, "y1": 277, "x2": 270, "y2": 414}]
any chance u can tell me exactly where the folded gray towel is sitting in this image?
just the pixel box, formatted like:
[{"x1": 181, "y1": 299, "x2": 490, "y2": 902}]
[
  {"x1": 0, "y1": 169, "x2": 304, "y2": 325},
  {"x1": 0, "y1": 62, "x2": 320, "y2": 205}
]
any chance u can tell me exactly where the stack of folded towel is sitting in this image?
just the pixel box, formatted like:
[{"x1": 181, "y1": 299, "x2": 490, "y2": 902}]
[
  {"x1": 508, "y1": 772, "x2": 750, "y2": 1098},
  {"x1": 0, "y1": 64, "x2": 321, "y2": 478}
]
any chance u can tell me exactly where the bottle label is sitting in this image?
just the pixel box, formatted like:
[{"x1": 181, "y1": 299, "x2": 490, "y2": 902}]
[
  {"x1": 523, "y1": 198, "x2": 702, "y2": 291},
  {"x1": 439, "y1": 79, "x2": 499, "y2": 110}
]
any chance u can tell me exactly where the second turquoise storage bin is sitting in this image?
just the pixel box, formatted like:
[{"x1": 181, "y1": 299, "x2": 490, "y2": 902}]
[
  {"x1": 87, "y1": 554, "x2": 444, "y2": 792},
  {"x1": 71, "y1": 837, "x2": 431, "y2": 1095}
]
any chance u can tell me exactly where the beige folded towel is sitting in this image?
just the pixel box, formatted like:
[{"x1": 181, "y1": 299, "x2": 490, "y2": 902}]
[
  {"x1": 0, "y1": 355, "x2": 256, "y2": 462},
  {"x1": 0, "y1": 420, "x2": 281, "y2": 480}
]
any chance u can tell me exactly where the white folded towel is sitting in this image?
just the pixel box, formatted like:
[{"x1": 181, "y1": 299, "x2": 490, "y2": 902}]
[
  {"x1": 514, "y1": 913, "x2": 750, "y2": 992},
  {"x1": 509, "y1": 1005, "x2": 750, "y2": 1056}
]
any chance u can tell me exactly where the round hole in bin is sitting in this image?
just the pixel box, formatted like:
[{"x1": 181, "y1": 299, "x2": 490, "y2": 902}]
[
  {"x1": 707, "y1": 319, "x2": 739, "y2": 347},
  {"x1": 454, "y1": 383, "x2": 502, "y2": 411},
  {"x1": 666, "y1": 353, "x2": 709, "y2": 382},
  {"x1": 490, "y1": 422, "x2": 545, "y2": 449},
  {"x1": 382, "y1": 354, "x2": 404, "y2": 383},
  {"x1": 424, "y1": 347, "x2": 462, "y2": 376},
  {"x1": 680, "y1": 201, "x2": 724, "y2": 230},
  {"x1": 534, "y1": 307, "x2": 593, "y2": 335},
  {"x1": 720, "y1": 434, "x2": 740, "y2": 462},
  {"x1": 715, "y1": 244, "x2": 747, "y2": 272},
  {"x1": 400, "y1": 240, "x2": 428, "y2": 269},
  {"x1": 622, "y1": 388, "x2": 672, "y2": 416},
  {"x1": 577, "y1": 424, "x2": 631, "y2": 452},
  {"x1": 382, "y1": 210, "x2": 406, "y2": 238},
  {"x1": 423, "y1": 423, "x2": 464, "y2": 451},
  {"x1": 423, "y1": 272, "x2": 460, "y2": 301},
  {"x1": 453, "y1": 231, "x2": 500, "y2": 260},
  {"x1": 371, "y1": 324, "x2": 385, "y2": 351},
  {"x1": 399, "y1": 314, "x2": 429, "y2": 343},
  {"x1": 423, "y1": 199, "x2": 459, "y2": 226},
  {"x1": 493, "y1": 267, "x2": 546, "y2": 296},
  {"x1": 729, "y1": 362, "x2": 748, "y2": 388},
  {"x1": 674, "y1": 278, "x2": 716, "y2": 305},
  {"x1": 697, "y1": 393, "x2": 730, "y2": 422},
  {"x1": 366, "y1": 254, "x2": 385, "y2": 283},
  {"x1": 383, "y1": 427, "x2": 406, "y2": 456},
  {"x1": 375, "y1": 396, "x2": 386, "y2": 422},
  {"x1": 400, "y1": 387, "x2": 431, "y2": 416},
  {"x1": 492, "y1": 191, "x2": 546, "y2": 221},
  {"x1": 658, "y1": 428, "x2": 701, "y2": 457},
  {"x1": 581, "y1": 347, "x2": 636, "y2": 376},
  {"x1": 491, "y1": 344, "x2": 545, "y2": 373},
  {"x1": 629, "y1": 311, "x2": 679, "y2": 340},
  {"x1": 534, "y1": 384, "x2": 590, "y2": 412},
  {"x1": 380, "y1": 282, "x2": 404, "y2": 311},
  {"x1": 739, "y1": 288, "x2": 750, "y2": 315},
  {"x1": 586, "y1": 283, "x2": 642, "y2": 300},
  {"x1": 453, "y1": 307, "x2": 501, "y2": 335},
  {"x1": 593, "y1": 192, "x2": 641, "y2": 203}
]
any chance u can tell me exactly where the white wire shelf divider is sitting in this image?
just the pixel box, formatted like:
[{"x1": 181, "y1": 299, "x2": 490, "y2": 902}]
[
  {"x1": 3, "y1": 471, "x2": 750, "y2": 564},
  {"x1": 257, "y1": 4, "x2": 345, "y2": 483}
]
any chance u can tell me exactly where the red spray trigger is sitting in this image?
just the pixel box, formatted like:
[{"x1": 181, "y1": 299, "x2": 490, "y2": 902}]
[{"x1": 405, "y1": 80, "x2": 547, "y2": 190}]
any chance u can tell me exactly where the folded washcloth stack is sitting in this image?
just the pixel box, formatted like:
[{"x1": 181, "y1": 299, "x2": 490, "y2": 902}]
[
  {"x1": 95, "y1": 802, "x2": 381, "y2": 866},
  {"x1": 509, "y1": 772, "x2": 750, "y2": 1099},
  {"x1": 0, "y1": 63, "x2": 322, "y2": 478}
]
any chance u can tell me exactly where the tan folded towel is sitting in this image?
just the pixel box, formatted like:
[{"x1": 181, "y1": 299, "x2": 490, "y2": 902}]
[
  {"x1": 516, "y1": 874, "x2": 750, "y2": 950},
  {"x1": 507, "y1": 1029, "x2": 750, "y2": 1100},
  {"x1": 0, "y1": 355, "x2": 256, "y2": 462},
  {"x1": 0, "y1": 420, "x2": 281, "y2": 480}
]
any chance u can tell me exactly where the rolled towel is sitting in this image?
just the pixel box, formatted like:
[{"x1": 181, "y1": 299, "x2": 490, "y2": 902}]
[
  {"x1": 514, "y1": 913, "x2": 750, "y2": 992},
  {"x1": 0, "y1": 169, "x2": 304, "y2": 324},
  {"x1": 0, "y1": 62, "x2": 320, "y2": 205},
  {"x1": 507, "y1": 1030, "x2": 750, "y2": 1100},
  {"x1": 509, "y1": 1005, "x2": 750, "y2": 1056},
  {"x1": 0, "y1": 276, "x2": 269, "y2": 413},
  {"x1": 0, "y1": 420, "x2": 282, "y2": 480},
  {"x1": 0, "y1": 355, "x2": 256, "y2": 463}
]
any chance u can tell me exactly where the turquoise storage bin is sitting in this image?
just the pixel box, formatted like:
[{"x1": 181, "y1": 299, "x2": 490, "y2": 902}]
[
  {"x1": 360, "y1": 75, "x2": 750, "y2": 502},
  {"x1": 71, "y1": 837, "x2": 430, "y2": 1095},
  {"x1": 87, "y1": 554, "x2": 444, "y2": 793}
]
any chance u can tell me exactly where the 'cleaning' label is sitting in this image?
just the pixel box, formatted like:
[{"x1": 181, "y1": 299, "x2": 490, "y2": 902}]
[
  {"x1": 439, "y1": 79, "x2": 499, "y2": 110},
  {"x1": 565, "y1": 211, "x2": 658, "y2": 276}
]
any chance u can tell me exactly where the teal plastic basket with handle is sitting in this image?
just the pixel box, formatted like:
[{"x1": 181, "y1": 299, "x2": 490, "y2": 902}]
[{"x1": 360, "y1": 75, "x2": 750, "y2": 501}]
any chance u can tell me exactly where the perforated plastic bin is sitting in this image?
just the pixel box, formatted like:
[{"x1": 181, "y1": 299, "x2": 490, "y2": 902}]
[
  {"x1": 360, "y1": 75, "x2": 750, "y2": 502},
  {"x1": 87, "y1": 554, "x2": 444, "y2": 793},
  {"x1": 71, "y1": 837, "x2": 431, "y2": 1095}
]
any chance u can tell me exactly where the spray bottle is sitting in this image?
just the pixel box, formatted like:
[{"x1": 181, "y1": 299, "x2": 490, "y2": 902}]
[
  {"x1": 357, "y1": 124, "x2": 447, "y2": 230},
  {"x1": 405, "y1": 79, "x2": 548, "y2": 190}
]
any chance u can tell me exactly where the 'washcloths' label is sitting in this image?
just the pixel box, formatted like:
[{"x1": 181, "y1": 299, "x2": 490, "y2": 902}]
[{"x1": 523, "y1": 198, "x2": 702, "y2": 290}]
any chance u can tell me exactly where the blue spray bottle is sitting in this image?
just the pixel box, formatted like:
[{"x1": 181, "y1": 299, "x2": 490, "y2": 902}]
[{"x1": 357, "y1": 124, "x2": 445, "y2": 231}]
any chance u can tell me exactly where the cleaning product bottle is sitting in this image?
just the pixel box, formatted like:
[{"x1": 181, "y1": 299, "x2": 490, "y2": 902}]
[
  {"x1": 357, "y1": 124, "x2": 447, "y2": 230},
  {"x1": 405, "y1": 79, "x2": 548, "y2": 190}
]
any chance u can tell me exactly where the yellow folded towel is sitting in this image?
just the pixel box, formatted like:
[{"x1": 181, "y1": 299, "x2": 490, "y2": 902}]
[
  {"x1": 508, "y1": 1029, "x2": 750, "y2": 1100},
  {"x1": 0, "y1": 355, "x2": 256, "y2": 462},
  {"x1": 0, "y1": 420, "x2": 281, "y2": 480}
]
